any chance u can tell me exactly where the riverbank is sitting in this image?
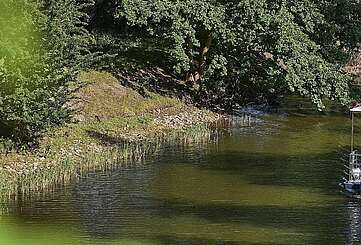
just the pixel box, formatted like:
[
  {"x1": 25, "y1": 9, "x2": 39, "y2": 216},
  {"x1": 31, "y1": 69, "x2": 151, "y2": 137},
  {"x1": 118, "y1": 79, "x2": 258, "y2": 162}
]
[{"x1": 0, "y1": 71, "x2": 222, "y2": 199}]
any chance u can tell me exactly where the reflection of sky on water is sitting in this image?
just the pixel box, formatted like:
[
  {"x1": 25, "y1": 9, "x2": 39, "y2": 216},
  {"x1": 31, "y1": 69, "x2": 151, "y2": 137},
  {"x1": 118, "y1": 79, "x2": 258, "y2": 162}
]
[
  {"x1": 73, "y1": 166, "x2": 157, "y2": 239},
  {"x1": 347, "y1": 201, "x2": 361, "y2": 244}
]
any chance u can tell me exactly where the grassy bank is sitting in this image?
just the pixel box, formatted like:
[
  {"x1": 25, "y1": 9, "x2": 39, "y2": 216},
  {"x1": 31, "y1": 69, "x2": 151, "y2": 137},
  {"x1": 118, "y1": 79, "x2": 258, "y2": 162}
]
[{"x1": 0, "y1": 71, "x2": 221, "y2": 199}]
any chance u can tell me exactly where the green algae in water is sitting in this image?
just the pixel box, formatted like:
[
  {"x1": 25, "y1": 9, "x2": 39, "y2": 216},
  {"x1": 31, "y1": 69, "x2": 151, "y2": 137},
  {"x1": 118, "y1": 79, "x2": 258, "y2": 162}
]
[
  {"x1": 148, "y1": 215, "x2": 308, "y2": 244},
  {"x1": 0, "y1": 216, "x2": 306, "y2": 245},
  {"x1": 0, "y1": 108, "x2": 355, "y2": 245},
  {"x1": 152, "y1": 165, "x2": 336, "y2": 208},
  {"x1": 0, "y1": 217, "x2": 161, "y2": 245},
  {"x1": 116, "y1": 214, "x2": 309, "y2": 245},
  {"x1": 217, "y1": 114, "x2": 351, "y2": 156}
]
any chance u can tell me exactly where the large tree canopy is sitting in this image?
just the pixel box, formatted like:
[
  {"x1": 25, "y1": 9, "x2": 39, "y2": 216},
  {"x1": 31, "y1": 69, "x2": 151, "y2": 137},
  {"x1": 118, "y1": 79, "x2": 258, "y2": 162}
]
[{"x1": 103, "y1": 0, "x2": 355, "y2": 108}]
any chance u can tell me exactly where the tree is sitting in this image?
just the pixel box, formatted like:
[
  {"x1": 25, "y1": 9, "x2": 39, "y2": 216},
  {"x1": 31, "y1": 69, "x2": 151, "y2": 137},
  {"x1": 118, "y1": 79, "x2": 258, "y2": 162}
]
[
  {"x1": 0, "y1": 0, "x2": 93, "y2": 144},
  {"x1": 111, "y1": 0, "x2": 351, "y2": 109},
  {"x1": 319, "y1": 0, "x2": 361, "y2": 50},
  {"x1": 115, "y1": 0, "x2": 227, "y2": 83}
]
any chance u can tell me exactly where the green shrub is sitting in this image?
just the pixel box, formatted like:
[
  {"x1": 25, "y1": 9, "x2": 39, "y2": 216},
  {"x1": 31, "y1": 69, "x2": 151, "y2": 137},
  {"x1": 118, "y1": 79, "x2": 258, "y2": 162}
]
[{"x1": 0, "y1": 0, "x2": 92, "y2": 145}]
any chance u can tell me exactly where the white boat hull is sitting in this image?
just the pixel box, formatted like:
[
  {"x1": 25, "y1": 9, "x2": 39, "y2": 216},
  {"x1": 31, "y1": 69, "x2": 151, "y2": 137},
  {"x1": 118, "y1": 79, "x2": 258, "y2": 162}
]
[{"x1": 340, "y1": 181, "x2": 361, "y2": 199}]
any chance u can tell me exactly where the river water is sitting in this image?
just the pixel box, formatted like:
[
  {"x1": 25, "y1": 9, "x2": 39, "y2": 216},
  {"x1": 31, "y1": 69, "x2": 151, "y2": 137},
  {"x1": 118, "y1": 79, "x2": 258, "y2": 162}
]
[{"x1": 1, "y1": 104, "x2": 361, "y2": 245}]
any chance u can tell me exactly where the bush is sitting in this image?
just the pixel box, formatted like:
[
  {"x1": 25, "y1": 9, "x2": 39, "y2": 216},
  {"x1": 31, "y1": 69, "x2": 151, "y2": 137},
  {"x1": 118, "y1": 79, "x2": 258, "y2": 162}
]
[{"x1": 0, "y1": 0, "x2": 92, "y2": 145}]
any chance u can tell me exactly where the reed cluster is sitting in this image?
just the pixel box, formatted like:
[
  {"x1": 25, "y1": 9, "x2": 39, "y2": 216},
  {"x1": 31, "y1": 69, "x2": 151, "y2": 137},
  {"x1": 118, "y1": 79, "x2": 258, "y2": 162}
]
[{"x1": 0, "y1": 71, "x2": 224, "y2": 206}]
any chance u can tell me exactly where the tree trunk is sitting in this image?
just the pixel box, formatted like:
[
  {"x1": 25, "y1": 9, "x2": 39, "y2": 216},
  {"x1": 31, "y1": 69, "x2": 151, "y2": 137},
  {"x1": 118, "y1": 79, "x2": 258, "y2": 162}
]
[{"x1": 185, "y1": 31, "x2": 213, "y2": 87}]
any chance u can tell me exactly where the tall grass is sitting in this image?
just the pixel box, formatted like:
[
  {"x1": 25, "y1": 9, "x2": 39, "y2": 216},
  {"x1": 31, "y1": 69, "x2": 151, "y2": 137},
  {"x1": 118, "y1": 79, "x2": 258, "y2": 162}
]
[{"x1": 0, "y1": 123, "x2": 223, "y2": 205}]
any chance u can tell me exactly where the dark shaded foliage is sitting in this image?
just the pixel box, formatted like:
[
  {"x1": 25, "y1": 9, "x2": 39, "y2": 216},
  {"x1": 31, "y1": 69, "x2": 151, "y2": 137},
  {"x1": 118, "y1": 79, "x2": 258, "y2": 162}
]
[{"x1": 90, "y1": 0, "x2": 358, "y2": 109}]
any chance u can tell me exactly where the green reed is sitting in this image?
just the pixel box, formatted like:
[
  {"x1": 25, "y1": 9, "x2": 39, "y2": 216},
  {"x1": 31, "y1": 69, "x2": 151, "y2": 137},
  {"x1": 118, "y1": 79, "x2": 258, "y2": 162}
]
[{"x1": 0, "y1": 123, "x2": 222, "y2": 203}]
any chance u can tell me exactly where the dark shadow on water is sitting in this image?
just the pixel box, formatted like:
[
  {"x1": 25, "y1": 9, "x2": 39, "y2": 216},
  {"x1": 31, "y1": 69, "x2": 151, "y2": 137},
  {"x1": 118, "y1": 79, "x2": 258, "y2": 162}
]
[
  {"x1": 5, "y1": 150, "x2": 355, "y2": 245},
  {"x1": 157, "y1": 236, "x2": 246, "y2": 245},
  {"x1": 181, "y1": 149, "x2": 347, "y2": 192},
  {"x1": 4, "y1": 109, "x2": 361, "y2": 245},
  {"x1": 68, "y1": 165, "x2": 350, "y2": 244}
]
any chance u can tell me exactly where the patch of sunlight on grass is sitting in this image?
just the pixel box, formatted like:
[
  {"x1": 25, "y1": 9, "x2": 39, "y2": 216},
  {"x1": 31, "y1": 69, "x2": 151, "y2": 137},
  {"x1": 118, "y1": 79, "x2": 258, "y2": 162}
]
[
  {"x1": 77, "y1": 71, "x2": 184, "y2": 121},
  {"x1": 152, "y1": 165, "x2": 338, "y2": 208}
]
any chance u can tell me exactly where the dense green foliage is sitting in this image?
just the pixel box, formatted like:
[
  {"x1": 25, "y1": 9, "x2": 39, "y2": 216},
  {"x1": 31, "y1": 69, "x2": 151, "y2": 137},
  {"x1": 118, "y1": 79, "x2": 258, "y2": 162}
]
[
  {"x1": 108, "y1": 0, "x2": 355, "y2": 108},
  {"x1": 320, "y1": 0, "x2": 361, "y2": 50},
  {"x1": 0, "y1": 0, "x2": 360, "y2": 144},
  {"x1": 0, "y1": 0, "x2": 92, "y2": 143}
]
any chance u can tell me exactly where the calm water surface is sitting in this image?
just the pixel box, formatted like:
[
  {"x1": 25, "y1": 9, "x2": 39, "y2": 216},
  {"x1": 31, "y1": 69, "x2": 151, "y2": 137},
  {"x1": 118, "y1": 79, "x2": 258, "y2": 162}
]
[{"x1": 1, "y1": 106, "x2": 361, "y2": 245}]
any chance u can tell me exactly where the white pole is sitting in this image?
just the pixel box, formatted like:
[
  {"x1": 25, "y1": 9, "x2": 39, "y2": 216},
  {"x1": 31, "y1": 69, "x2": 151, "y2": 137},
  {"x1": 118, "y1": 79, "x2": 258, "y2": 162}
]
[{"x1": 351, "y1": 112, "x2": 354, "y2": 153}]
